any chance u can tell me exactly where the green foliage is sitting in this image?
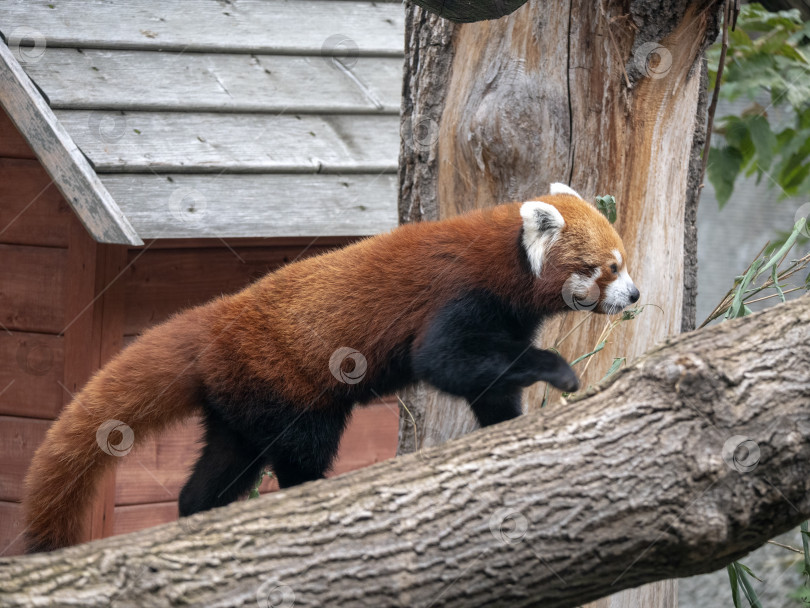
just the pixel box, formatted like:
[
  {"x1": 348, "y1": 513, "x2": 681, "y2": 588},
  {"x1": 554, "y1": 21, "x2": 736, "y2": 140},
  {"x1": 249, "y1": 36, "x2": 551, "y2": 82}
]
[
  {"x1": 796, "y1": 522, "x2": 810, "y2": 604},
  {"x1": 601, "y1": 357, "x2": 625, "y2": 381},
  {"x1": 702, "y1": 215, "x2": 809, "y2": 327},
  {"x1": 569, "y1": 340, "x2": 606, "y2": 366},
  {"x1": 595, "y1": 195, "x2": 617, "y2": 224},
  {"x1": 727, "y1": 561, "x2": 764, "y2": 608},
  {"x1": 248, "y1": 467, "x2": 274, "y2": 499},
  {"x1": 707, "y1": 3, "x2": 810, "y2": 207}
]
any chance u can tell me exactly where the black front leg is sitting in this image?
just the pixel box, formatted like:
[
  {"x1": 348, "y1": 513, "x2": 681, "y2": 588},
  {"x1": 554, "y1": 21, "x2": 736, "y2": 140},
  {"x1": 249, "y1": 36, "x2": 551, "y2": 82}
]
[
  {"x1": 504, "y1": 346, "x2": 579, "y2": 393},
  {"x1": 412, "y1": 290, "x2": 580, "y2": 427}
]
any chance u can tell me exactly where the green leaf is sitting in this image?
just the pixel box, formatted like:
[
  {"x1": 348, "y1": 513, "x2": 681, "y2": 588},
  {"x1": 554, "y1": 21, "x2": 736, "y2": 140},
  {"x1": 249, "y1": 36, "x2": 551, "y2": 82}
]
[
  {"x1": 601, "y1": 357, "x2": 625, "y2": 381},
  {"x1": 723, "y1": 117, "x2": 755, "y2": 168},
  {"x1": 728, "y1": 563, "x2": 742, "y2": 608},
  {"x1": 595, "y1": 195, "x2": 617, "y2": 224},
  {"x1": 738, "y1": 3, "x2": 802, "y2": 32},
  {"x1": 735, "y1": 562, "x2": 764, "y2": 607},
  {"x1": 759, "y1": 217, "x2": 805, "y2": 276},
  {"x1": 746, "y1": 115, "x2": 777, "y2": 172},
  {"x1": 248, "y1": 468, "x2": 274, "y2": 499},
  {"x1": 707, "y1": 146, "x2": 744, "y2": 208},
  {"x1": 771, "y1": 265, "x2": 786, "y2": 303},
  {"x1": 621, "y1": 307, "x2": 643, "y2": 321},
  {"x1": 726, "y1": 258, "x2": 764, "y2": 319},
  {"x1": 570, "y1": 341, "x2": 606, "y2": 366}
]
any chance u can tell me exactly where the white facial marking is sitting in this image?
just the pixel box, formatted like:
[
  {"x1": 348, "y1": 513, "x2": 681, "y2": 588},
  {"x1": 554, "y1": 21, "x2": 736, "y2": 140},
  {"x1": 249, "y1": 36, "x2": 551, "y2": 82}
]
[
  {"x1": 520, "y1": 200, "x2": 565, "y2": 276},
  {"x1": 549, "y1": 182, "x2": 583, "y2": 199},
  {"x1": 612, "y1": 249, "x2": 622, "y2": 267},
  {"x1": 562, "y1": 267, "x2": 602, "y2": 311},
  {"x1": 602, "y1": 268, "x2": 638, "y2": 314}
]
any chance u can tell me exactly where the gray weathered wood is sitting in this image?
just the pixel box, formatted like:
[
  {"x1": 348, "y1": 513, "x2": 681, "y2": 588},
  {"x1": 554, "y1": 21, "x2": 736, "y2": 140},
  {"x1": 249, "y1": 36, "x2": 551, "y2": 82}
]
[
  {"x1": 56, "y1": 110, "x2": 399, "y2": 173},
  {"x1": 1, "y1": 296, "x2": 809, "y2": 607},
  {"x1": 23, "y1": 49, "x2": 403, "y2": 114},
  {"x1": 0, "y1": 41, "x2": 142, "y2": 245},
  {"x1": 0, "y1": 0, "x2": 405, "y2": 55},
  {"x1": 101, "y1": 173, "x2": 398, "y2": 238}
]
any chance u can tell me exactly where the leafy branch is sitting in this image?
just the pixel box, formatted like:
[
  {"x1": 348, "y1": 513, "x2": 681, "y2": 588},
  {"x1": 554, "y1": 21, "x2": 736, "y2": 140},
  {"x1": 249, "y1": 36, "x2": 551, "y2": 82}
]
[
  {"x1": 699, "y1": 217, "x2": 809, "y2": 327},
  {"x1": 541, "y1": 305, "x2": 651, "y2": 407},
  {"x1": 706, "y1": 3, "x2": 810, "y2": 207}
]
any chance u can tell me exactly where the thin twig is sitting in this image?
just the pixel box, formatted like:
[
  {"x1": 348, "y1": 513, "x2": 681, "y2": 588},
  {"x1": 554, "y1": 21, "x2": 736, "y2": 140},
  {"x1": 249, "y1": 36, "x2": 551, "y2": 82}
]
[
  {"x1": 699, "y1": 251, "x2": 810, "y2": 328},
  {"x1": 581, "y1": 318, "x2": 616, "y2": 376},
  {"x1": 600, "y1": 1, "x2": 631, "y2": 88},
  {"x1": 767, "y1": 539, "x2": 804, "y2": 554},
  {"x1": 745, "y1": 286, "x2": 805, "y2": 306},
  {"x1": 699, "y1": 242, "x2": 770, "y2": 328},
  {"x1": 554, "y1": 312, "x2": 594, "y2": 349},
  {"x1": 700, "y1": 0, "x2": 731, "y2": 188}
]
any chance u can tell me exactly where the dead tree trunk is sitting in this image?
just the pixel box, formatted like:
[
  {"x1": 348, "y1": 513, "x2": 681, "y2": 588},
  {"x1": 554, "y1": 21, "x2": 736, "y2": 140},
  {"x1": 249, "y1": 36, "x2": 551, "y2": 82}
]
[
  {"x1": 398, "y1": 2, "x2": 719, "y2": 605},
  {"x1": 1, "y1": 296, "x2": 809, "y2": 607}
]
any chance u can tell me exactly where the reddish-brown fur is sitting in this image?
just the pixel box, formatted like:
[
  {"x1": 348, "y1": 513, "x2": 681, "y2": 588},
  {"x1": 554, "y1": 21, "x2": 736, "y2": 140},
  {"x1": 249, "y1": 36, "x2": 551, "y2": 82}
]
[{"x1": 23, "y1": 194, "x2": 627, "y2": 551}]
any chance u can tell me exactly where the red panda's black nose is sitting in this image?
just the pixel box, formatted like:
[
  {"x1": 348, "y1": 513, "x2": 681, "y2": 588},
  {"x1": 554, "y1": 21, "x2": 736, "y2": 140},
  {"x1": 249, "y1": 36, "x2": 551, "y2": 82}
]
[{"x1": 629, "y1": 286, "x2": 640, "y2": 303}]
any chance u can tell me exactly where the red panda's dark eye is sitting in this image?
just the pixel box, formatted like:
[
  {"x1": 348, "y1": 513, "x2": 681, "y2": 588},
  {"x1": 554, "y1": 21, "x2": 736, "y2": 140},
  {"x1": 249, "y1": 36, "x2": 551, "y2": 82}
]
[{"x1": 610, "y1": 263, "x2": 619, "y2": 274}]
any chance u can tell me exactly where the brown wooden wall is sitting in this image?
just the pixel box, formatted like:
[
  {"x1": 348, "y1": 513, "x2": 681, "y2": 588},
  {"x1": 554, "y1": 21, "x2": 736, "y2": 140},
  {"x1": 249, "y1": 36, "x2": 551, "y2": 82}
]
[
  {"x1": 0, "y1": 109, "x2": 398, "y2": 555},
  {"x1": 0, "y1": 109, "x2": 75, "y2": 555}
]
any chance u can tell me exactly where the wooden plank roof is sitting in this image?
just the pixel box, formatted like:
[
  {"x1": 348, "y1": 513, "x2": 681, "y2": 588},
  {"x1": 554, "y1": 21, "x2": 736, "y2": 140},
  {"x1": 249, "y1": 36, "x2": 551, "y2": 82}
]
[{"x1": 0, "y1": 0, "x2": 403, "y2": 243}]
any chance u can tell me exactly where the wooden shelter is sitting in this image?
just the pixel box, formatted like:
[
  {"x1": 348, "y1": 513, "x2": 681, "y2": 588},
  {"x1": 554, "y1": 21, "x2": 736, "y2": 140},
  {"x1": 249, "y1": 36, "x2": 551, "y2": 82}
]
[{"x1": 0, "y1": 0, "x2": 403, "y2": 555}]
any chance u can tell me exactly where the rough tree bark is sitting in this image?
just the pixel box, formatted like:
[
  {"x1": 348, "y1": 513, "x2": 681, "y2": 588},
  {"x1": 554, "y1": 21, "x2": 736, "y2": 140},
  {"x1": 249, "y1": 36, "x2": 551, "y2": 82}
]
[
  {"x1": 397, "y1": 2, "x2": 720, "y2": 604},
  {"x1": 408, "y1": 0, "x2": 531, "y2": 22},
  {"x1": 1, "y1": 295, "x2": 808, "y2": 607}
]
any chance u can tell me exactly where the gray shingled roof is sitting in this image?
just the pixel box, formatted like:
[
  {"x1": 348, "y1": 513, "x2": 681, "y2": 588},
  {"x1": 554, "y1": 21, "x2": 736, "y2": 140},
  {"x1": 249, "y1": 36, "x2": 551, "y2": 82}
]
[{"x1": 0, "y1": 0, "x2": 403, "y2": 245}]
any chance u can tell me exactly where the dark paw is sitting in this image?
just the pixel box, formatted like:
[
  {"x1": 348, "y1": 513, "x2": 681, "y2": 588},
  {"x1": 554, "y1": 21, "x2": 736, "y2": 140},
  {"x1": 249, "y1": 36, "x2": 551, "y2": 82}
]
[
  {"x1": 554, "y1": 368, "x2": 580, "y2": 392},
  {"x1": 533, "y1": 349, "x2": 580, "y2": 393},
  {"x1": 547, "y1": 361, "x2": 579, "y2": 393}
]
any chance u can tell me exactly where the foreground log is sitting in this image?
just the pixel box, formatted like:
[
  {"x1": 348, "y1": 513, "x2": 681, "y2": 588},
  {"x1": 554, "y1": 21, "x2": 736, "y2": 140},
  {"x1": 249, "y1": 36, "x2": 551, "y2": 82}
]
[{"x1": 1, "y1": 296, "x2": 809, "y2": 607}]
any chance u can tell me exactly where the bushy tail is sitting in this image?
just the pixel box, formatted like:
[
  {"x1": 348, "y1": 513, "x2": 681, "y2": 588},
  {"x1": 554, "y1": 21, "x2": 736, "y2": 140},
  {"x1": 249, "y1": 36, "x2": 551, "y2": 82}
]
[{"x1": 23, "y1": 310, "x2": 209, "y2": 552}]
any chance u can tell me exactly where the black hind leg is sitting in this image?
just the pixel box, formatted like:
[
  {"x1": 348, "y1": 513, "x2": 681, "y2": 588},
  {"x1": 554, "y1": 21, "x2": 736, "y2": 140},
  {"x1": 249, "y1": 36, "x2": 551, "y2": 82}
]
[
  {"x1": 267, "y1": 406, "x2": 352, "y2": 489},
  {"x1": 178, "y1": 412, "x2": 265, "y2": 517}
]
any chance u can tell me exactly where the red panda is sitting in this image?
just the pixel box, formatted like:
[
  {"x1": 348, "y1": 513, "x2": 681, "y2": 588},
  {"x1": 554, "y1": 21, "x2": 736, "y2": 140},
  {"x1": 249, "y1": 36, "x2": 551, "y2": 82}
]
[{"x1": 23, "y1": 183, "x2": 638, "y2": 552}]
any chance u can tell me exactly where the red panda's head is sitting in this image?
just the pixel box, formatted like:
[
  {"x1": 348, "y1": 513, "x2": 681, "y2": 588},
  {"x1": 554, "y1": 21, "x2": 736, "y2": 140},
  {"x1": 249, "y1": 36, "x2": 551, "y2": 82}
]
[{"x1": 520, "y1": 183, "x2": 639, "y2": 314}]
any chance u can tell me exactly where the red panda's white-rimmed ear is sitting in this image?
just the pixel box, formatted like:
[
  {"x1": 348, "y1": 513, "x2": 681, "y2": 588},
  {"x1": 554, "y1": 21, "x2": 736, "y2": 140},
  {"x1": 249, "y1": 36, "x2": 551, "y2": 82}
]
[
  {"x1": 549, "y1": 182, "x2": 583, "y2": 199},
  {"x1": 520, "y1": 201, "x2": 565, "y2": 276}
]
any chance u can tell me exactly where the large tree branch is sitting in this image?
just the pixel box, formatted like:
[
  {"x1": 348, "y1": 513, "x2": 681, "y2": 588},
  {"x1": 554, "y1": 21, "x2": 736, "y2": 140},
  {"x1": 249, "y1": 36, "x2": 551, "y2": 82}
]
[{"x1": 2, "y1": 296, "x2": 809, "y2": 607}]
